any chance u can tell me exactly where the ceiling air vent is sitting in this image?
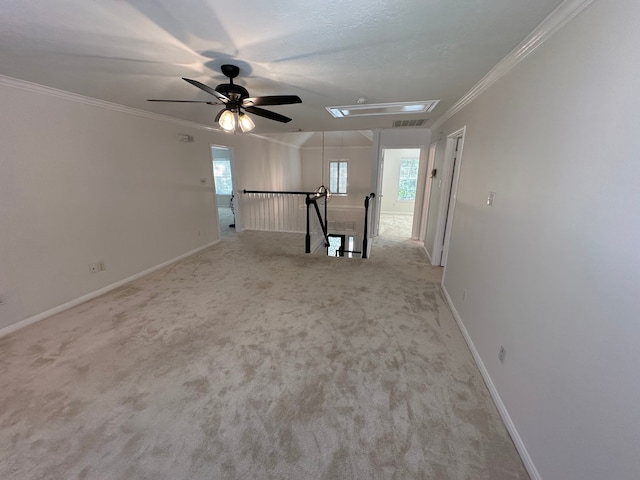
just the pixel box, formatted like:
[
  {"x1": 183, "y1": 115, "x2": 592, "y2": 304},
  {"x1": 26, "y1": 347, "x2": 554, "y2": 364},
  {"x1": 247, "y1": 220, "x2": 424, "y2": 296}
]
[
  {"x1": 326, "y1": 100, "x2": 439, "y2": 118},
  {"x1": 393, "y1": 119, "x2": 427, "y2": 128}
]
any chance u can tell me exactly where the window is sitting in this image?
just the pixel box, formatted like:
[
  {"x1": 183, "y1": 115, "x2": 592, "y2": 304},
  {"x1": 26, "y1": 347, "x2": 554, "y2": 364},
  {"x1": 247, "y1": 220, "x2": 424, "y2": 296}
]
[
  {"x1": 329, "y1": 160, "x2": 348, "y2": 194},
  {"x1": 347, "y1": 235, "x2": 356, "y2": 258},
  {"x1": 213, "y1": 159, "x2": 232, "y2": 195},
  {"x1": 327, "y1": 234, "x2": 357, "y2": 257},
  {"x1": 398, "y1": 158, "x2": 419, "y2": 201},
  {"x1": 327, "y1": 234, "x2": 345, "y2": 257}
]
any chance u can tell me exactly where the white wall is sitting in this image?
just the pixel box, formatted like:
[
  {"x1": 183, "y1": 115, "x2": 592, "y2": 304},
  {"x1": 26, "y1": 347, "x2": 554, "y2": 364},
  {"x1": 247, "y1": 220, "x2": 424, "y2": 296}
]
[
  {"x1": 433, "y1": 1, "x2": 640, "y2": 479},
  {"x1": 234, "y1": 134, "x2": 302, "y2": 195},
  {"x1": 301, "y1": 141, "x2": 372, "y2": 244},
  {"x1": 232, "y1": 134, "x2": 303, "y2": 232},
  {"x1": 301, "y1": 144, "x2": 372, "y2": 207},
  {"x1": 0, "y1": 80, "x2": 302, "y2": 330}
]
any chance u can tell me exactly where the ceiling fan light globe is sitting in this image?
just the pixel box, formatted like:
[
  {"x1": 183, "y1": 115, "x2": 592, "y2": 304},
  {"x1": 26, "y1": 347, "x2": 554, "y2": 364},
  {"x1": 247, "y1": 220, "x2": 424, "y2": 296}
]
[
  {"x1": 238, "y1": 113, "x2": 255, "y2": 133},
  {"x1": 219, "y1": 109, "x2": 236, "y2": 132}
]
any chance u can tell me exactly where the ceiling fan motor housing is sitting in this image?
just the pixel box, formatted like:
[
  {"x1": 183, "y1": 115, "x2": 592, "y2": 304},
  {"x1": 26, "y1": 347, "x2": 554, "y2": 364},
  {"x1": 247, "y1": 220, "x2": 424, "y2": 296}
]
[
  {"x1": 216, "y1": 83, "x2": 249, "y2": 101},
  {"x1": 220, "y1": 64, "x2": 240, "y2": 80}
]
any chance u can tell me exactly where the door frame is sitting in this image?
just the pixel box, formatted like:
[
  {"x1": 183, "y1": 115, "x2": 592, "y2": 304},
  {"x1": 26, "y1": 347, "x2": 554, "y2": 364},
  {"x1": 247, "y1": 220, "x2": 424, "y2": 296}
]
[
  {"x1": 431, "y1": 126, "x2": 466, "y2": 268},
  {"x1": 372, "y1": 143, "x2": 428, "y2": 240},
  {"x1": 370, "y1": 132, "x2": 383, "y2": 238},
  {"x1": 210, "y1": 144, "x2": 239, "y2": 233}
]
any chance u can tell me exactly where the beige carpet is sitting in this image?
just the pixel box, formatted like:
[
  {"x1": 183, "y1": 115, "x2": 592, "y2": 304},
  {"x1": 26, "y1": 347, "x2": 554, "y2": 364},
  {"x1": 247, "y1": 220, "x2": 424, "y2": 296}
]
[
  {"x1": 378, "y1": 213, "x2": 414, "y2": 238},
  {"x1": 0, "y1": 231, "x2": 528, "y2": 479}
]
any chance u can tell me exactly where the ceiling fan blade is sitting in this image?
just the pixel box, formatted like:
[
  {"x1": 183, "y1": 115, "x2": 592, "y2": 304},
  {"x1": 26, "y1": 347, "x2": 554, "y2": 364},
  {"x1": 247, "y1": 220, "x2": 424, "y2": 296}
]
[
  {"x1": 147, "y1": 99, "x2": 218, "y2": 104},
  {"x1": 182, "y1": 78, "x2": 230, "y2": 103},
  {"x1": 242, "y1": 95, "x2": 302, "y2": 107},
  {"x1": 244, "y1": 106, "x2": 292, "y2": 123}
]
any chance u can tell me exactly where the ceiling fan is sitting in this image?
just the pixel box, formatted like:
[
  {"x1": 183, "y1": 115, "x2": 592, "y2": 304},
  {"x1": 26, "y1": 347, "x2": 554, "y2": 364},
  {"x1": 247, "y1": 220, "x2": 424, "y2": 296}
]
[{"x1": 148, "y1": 64, "x2": 302, "y2": 132}]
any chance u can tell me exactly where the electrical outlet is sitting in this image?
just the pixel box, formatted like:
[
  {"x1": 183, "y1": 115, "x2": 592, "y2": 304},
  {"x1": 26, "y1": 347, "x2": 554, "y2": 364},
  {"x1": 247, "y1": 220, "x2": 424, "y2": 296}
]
[
  {"x1": 499, "y1": 346, "x2": 506, "y2": 363},
  {"x1": 90, "y1": 261, "x2": 105, "y2": 273}
]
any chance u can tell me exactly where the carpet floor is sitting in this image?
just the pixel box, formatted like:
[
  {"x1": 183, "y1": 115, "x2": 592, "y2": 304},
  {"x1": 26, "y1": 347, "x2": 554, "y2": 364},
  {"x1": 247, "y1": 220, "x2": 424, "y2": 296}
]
[
  {"x1": 378, "y1": 213, "x2": 414, "y2": 239},
  {"x1": 0, "y1": 230, "x2": 529, "y2": 479}
]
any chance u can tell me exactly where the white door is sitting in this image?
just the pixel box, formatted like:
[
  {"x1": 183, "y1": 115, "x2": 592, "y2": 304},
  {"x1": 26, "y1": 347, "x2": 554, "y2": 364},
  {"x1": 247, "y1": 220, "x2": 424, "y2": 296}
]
[
  {"x1": 369, "y1": 132, "x2": 383, "y2": 238},
  {"x1": 434, "y1": 128, "x2": 465, "y2": 267},
  {"x1": 419, "y1": 142, "x2": 437, "y2": 243},
  {"x1": 440, "y1": 138, "x2": 460, "y2": 265}
]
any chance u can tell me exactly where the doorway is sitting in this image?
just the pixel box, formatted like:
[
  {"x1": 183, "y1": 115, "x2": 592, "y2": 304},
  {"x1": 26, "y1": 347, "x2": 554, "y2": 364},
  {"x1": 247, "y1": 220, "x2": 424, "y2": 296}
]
[
  {"x1": 211, "y1": 145, "x2": 236, "y2": 236},
  {"x1": 377, "y1": 148, "x2": 421, "y2": 238}
]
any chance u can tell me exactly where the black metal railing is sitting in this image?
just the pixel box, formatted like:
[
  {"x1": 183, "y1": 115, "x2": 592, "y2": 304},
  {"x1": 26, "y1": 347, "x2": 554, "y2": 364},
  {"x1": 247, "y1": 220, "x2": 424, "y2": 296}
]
[
  {"x1": 243, "y1": 187, "x2": 329, "y2": 253},
  {"x1": 338, "y1": 249, "x2": 361, "y2": 257},
  {"x1": 305, "y1": 188, "x2": 330, "y2": 253},
  {"x1": 362, "y1": 192, "x2": 376, "y2": 259}
]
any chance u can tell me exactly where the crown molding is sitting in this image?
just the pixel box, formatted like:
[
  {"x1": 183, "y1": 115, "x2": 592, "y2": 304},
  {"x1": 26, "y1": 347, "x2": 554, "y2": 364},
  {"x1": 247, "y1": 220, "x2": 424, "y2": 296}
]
[
  {"x1": 358, "y1": 130, "x2": 374, "y2": 141},
  {"x1": 431, "y1": 0, "x2": 595, "y2": 130},
  {"x1": 248, "y1": 133, "x2": 307, "y2": 149},
  {"x1": 0, "y1": 74, "x2": 219, "y2": 132}
]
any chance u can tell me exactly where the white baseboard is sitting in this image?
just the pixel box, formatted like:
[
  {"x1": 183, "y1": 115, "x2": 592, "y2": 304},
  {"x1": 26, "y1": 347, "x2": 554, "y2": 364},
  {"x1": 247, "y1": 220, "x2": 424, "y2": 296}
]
[
  {"x1": 0, "y1": 241, "x2": 220, "y2": 339},
  {"x1": 440, "y1": 285, "x2": 541, "y2": 480},
  {"x1": 424, "y1": 245, "x2": 432, "y2": 263},
  {"x1": 380, "y1": 211, "x2": 414, "y2": 216}
]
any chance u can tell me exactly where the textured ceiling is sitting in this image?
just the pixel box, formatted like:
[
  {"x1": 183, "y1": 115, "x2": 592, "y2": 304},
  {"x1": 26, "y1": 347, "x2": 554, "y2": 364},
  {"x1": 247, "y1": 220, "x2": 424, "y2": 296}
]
[{"x1": 0, "y1": 0, "x2": 564, "y2": 134}]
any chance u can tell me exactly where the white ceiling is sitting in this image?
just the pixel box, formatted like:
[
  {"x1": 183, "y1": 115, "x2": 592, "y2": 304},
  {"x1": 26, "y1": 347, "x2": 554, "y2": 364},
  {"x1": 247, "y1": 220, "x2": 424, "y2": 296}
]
[{"x1": 0, "y1": 0, "x2": 564, "y2": 134}]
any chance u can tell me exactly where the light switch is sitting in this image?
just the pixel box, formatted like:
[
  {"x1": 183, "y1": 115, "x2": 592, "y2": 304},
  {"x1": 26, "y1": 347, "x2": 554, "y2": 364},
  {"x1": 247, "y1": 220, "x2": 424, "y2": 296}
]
[{"x1": 487, "y1": 191, "x2": 496, "y2": 206}]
